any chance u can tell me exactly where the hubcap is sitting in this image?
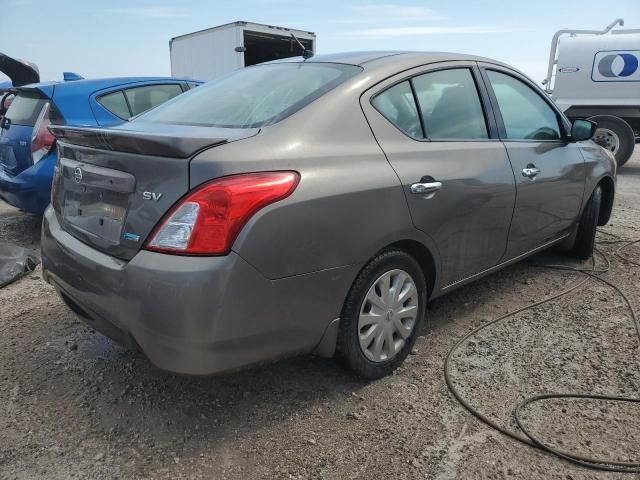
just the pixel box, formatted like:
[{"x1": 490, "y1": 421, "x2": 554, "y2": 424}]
[
  {"x1": 593, "y1": 128, "x2": 620, "y2": 154},
  {"x1": 357, "y1": 269, "x2": 419, "y2": 363}
]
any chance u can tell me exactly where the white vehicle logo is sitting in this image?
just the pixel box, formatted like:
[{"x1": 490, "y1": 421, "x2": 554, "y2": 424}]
[{"x1": 592, "y1": 50, "x2": 640, "y2": 82}]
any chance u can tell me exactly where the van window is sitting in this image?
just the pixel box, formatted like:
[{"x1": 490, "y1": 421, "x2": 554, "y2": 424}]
[
  {"x1": 487, "y1": 70, "x2": 561, "y2": 141},
  {"x1": 124, "y1": 84, "x2": 184, "y2": 117},
  {"x1": 5, "y1": 91, "x2": 46, "y2": 126},
  {"x1": 371, "y1": 81, "x2": 422, "y2": 139},
  {"x1": 412, "y1": 69, "x2": 488, "y2": 140},
  {"x1": 139, "y1": 63, "x2": 362, "y2": 128}
]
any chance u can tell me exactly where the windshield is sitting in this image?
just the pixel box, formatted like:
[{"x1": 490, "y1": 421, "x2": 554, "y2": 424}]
[{"x1": 139, "y1": 62, "x2": 362, "y2": 128}]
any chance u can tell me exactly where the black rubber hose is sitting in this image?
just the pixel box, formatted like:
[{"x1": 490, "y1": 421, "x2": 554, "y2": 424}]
[
  {"x1": 444, "y1": 236, "x2": 640, "y2": 473},
  {"x1": 617, "y1": 239, "x2": 640, "y2": 267}
]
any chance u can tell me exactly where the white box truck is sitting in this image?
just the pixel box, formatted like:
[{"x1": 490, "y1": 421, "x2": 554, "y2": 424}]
[
  {"x1": 170, "y1": 21, "x2": 316, "y2": 82},
  {"x1": 542, "y1": 19, "x2": 639, "y2": 166}
]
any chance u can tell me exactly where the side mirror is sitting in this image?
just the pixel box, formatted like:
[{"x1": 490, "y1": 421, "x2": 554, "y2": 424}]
[{"x1": 571, "y1": 119, "x2": 597, "y2": 142}]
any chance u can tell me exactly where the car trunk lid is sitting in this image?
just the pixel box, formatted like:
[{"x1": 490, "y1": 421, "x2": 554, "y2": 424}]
[
  {"x1": 0, "y1": 52, "x2": 40, "y2": 87},
  {"x1": 50, "y1": 123, "x2": 259, "y2": 260}
]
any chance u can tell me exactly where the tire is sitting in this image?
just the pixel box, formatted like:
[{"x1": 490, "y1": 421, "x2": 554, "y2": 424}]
[
  {"x1": 338, "y1": 249, "x2": 427, "y2": 379},
  {"x1": 569, "y1": 186, "x2": 602, "y2": 260},
  {"x1": 588, "y1": 115, "x2": 635, "y2": 167}
]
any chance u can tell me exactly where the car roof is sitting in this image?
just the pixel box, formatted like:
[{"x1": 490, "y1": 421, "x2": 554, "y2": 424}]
[{"x1": 270, "y1": 51, "x2": 511, "y2": 70}]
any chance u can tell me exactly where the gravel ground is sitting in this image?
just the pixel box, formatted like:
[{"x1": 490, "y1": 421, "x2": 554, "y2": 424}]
[{"x1": 1, "y1": 149, "x2": 639, "y2": 479}]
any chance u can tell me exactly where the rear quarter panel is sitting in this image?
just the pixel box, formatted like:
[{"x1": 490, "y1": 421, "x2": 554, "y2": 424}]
[
  {"x1": 52, "y1": 86, "x2": 99, "y2": 126},
  {"x1": 189, "y1": 77, "x2": 438, "y2": 281}
]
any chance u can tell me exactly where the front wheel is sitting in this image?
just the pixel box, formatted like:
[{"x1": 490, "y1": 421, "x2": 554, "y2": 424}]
[
  {"x1": 338, "y1": 249, "x2": 427, "y2": 379},
  {"x1": 568, "y1": 186, "x2": 602, "y2": 260}
]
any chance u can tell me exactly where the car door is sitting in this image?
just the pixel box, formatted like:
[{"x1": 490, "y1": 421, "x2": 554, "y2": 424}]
[
  {"x1": 361, "y1": 62, "x2": 516, "y2": 288},
  {"x1": 478, "y1": 64, "x2": 586, "y2": 259}
]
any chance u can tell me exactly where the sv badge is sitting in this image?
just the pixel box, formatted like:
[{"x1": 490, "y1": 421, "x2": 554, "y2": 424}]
[{"x1": 142, "y1": 191, "x2": 163, "y2": 201}]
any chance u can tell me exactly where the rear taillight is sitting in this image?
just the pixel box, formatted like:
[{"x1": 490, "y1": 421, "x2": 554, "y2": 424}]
[
  {"x1": 145, "y1": 171, "x2": 300, "y2": 255},
  {"x1": 31, "y1": 102, "x2": 55, "y2": 163}
]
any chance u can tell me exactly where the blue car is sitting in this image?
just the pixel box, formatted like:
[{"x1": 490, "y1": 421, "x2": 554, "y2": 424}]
[{"x1": 0, "y1": 55, "x2": 200, "y2": 213}]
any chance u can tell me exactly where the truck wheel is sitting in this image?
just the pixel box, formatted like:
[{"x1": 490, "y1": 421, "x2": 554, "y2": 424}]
[{"x1": 588, "y1": 115, "x2": 635, "y2": 167}]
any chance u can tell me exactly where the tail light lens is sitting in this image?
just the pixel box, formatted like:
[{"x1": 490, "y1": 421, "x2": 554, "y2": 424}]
[
  {"x1": 32, "y1": 102, "x2": 55, "y2": 163},
  {"x1": 145, "y1": 171, "x2": 300, "y2": 255}
]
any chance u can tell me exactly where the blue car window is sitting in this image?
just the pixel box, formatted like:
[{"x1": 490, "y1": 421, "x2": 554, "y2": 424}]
[
  {"x1": 5, "y1": 91, "x2": 46, "y2": 126},
  {"x1": 97, "y1": 91, "x2": 131, "y2": 120},
  {"x1": 124, "y1": 84, "x2": 183, "y2": 117}
]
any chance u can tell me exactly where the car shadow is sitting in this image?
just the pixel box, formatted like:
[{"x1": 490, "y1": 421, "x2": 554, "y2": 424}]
[
  {"x1": 31, "y1": 247, "x2": 587, "y2": 462},
  {"x1": 619, "y1": 162, "x2": 640, "y2": 177}
]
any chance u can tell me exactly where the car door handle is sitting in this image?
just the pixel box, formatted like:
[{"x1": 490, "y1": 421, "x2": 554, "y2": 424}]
[
  {"x1": 521, "y1": 166, "x2": 540, "y2": 179},
  {"x1": 410, "y1": 181, "x2": 443, "y2": 195}
]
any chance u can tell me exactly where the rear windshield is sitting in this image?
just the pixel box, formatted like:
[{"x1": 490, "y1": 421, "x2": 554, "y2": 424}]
[
  {"x1": 5, "y1": 90, "x2": 46, "y2": 126},
  {"x1": 138, "y1": 63, "x2": 362, "y2": 128}
]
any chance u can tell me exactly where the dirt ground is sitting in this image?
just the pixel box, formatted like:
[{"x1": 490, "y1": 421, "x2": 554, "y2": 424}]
[{"x1": 1, "y1": 149, "x2": 640, "y2": 480}]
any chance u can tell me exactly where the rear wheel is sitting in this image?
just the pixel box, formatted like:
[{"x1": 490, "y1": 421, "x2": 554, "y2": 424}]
[
  {"x1": 568, "y1": 186, "x2": 602, "y2": 260},
  {"x1": 588, "y1": 115, "x2": 635, "y2": 167},
  {"x1": 338, "y1": 249, "x2": 427, "y2": 379}
]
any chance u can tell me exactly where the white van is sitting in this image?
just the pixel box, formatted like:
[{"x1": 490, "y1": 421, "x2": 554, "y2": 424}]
[{"x1": 543, "y1": 19, "x2": 639, "y2": 166}]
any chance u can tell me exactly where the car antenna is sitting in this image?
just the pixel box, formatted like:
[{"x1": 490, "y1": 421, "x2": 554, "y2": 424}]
[{"x1": 290, "y1": 33, "x2": 313, "y2": 59}]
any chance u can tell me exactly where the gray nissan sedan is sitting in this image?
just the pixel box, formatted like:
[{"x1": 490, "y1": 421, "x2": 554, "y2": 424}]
[{"x1": 42, "y1": 52, "x2": 615, "y2": 379}]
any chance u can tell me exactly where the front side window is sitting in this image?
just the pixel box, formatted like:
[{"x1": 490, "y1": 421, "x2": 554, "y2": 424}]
[
  {"x1": 412, "y1": 68, "x2": 488, "y2": 140},
  {"x1": 371, "y1": 81, "x2": 422, "y2": 139},
  {"x1": 487, "y1": 70, "x2": 561, "y2": 141},
  {"x1": 139, "y1": 63, "x2": 362, "y2": 128},
  {"x1": 124, "y1": 84, "x2": 184, "y2": 117}
]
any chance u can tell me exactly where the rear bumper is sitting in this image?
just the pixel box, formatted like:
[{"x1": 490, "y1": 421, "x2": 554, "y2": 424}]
[
  {"x1": 41, "y1": 207, "x2": 357, "y2": 375},
  {"x1": 0, "y1": 151, "x2": 55, "y2": 213}
]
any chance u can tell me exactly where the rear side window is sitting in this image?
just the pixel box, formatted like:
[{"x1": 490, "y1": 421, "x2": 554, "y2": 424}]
[
  {"x1": 486, "y1": 70, "x2": 561, "y2": 141},
  {"x1": 412, "y1": 69, "x2": 488, "y2": 140},
  {"x1": 139, "y1": 63, "x2": 362, "y2": 128},
  {"x1": 97, "y1": 91, "x2": 130, "y2": 120},
  {"x1": 5, "y1": 91, "x2": 46, "y2": 126},
  {"x1": 124, "y1": 84, "x2": 183, "y2": 117},
  {"x1": 371, "y1": 81, "x2": 422, "y2": 139}
]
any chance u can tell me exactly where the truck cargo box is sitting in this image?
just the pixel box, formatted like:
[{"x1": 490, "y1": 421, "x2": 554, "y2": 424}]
[{"x1": 170, "y1": 21, "x2": 316, "y2": 81}]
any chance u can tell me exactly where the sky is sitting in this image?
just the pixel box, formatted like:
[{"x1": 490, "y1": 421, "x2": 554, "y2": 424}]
[{"x1": 1, "y1": 0, "x2": 639, "y2": 86}]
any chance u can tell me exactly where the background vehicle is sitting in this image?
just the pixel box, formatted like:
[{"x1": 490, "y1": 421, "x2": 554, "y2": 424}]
[
  {"x1": 41, "y1": 52, "x2": 614, "y2": 380},
  {"x1": 0, "y1": 52, "x2": 40, "y2": 88},
  {"x1": 170, "y1": 21, "x2": 315, "y2": 80},
  {"x1": 0, "y1": 75, "x2": 201, "y2": 213},
  {"x1": 0, "y1": 53, "x2": 40, "y2": 120},
  {"x1": 542, "y1": 18, "x2": 639, "y2": 166}
]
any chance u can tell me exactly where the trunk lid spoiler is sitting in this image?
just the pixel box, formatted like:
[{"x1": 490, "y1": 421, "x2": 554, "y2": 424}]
[
  {"x1": 0, "y1": 52, "x2": 40, "y2": 87},
  {"x1": 49, "y1": 121, "x2": 259, "y2": 158}
]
